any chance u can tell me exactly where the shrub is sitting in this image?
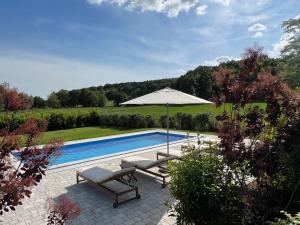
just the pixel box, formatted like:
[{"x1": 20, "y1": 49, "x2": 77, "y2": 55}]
[
  {"x1": 144, "y1": 115, "x2": 156, "y2": 128},
  {"x1": 159, "y1": 114, "x2": 176, "y2": 129},
  {"x1": 193, "y1": 113, "x2": 211, "y2": 131},
  {"x1": 47, "y1": 113, "x2": 66, "y2": 131},
  {"x1": 174, "y1": 112, "x2": 193, "y2": 130},
  {"x1": 271, "y1": 212, "x2": 300, "y2": 225},
  {"x1": 0, "y1": 110, "x2": 216, "y2": 132},
  {"x1": 169, "y1": 148, "x2": 246, "y2": 225}
]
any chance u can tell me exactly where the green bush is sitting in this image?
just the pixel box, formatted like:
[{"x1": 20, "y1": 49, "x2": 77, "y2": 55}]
[
  {"x1": 271, "y1": 212, "x2": 300, "y2": 225},
  {"x1": 47, "y1": 113, "x2": 66, "y2": 130},
  {"x1": 169, "y1": 148, "x2": 246, "y2": 225},
  {"x1": 174, "y1": 112, "x2": 193, "y2": 130},
  {"x1": 0, "y1": 110, "x2": 216, "y2": 132},
  {"x1": 194, "y1": 113, "x2": 211, "y2": 131}
]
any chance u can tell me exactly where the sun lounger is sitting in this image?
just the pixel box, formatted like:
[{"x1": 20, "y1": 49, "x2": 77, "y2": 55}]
[
  {"x1": 76, "y1": 166, "x2": 140, "y2": 208},
  {"x1": 156, "y1": 149, "x2": 183, "y2": 159},
  {"x1": 120, "y1": 156, "x2": 177, "y2": 188}
]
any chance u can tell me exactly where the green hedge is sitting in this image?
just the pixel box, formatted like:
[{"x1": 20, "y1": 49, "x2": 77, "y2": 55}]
[{"x1": 0, "y1": 111, "x2": 216, "y2": 132}]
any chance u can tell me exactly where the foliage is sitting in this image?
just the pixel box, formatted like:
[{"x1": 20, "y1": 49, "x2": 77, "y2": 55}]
[
  {"x1": 271, "y1": 212, "x2": 300, "y2": 225},
  {"x1": 169, "y1": 147, "x2": 247, "y2": 225},
  {"x1": 280, "y1": 17, "x2": 300, "y2": 88},
  {"x1": 194, "y1": 113, "x2": 212, "y2": 131},
  {"x1": 109, "y1": 90, "x2": 128, "y2": 106},
  {"x1": 0, "y1": 82, "x2": 32, "y2": 111},
  {"x1": 56, "y1": 90, "x2": 70, "y2": 108},
  {"x1": 47, "y1": 196, "x2": 82, "y2": 225},
  {"x1": 174, "y1": 72, "x2": 196, "y2": 95},
  {"x1": 47, "y1": 93, "x2": 61, "y2": 108},
  {"x1": 195, "y1": 68, "x2": 214, "y2": 99},
  {"x1": 0, "y1": 83, "x2": 64, "y2": 216},
  {"x1": 33, "y1": 96, "x2": 47, "y2": 108},
  {"x1": 0, "y1": 108, "x2": 217, "y2": 132},
  {"x1": 212, "y1": 46, "x2": 300, "y2": 224}
]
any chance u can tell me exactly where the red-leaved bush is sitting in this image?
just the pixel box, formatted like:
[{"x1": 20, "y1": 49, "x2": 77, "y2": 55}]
[
  {"x1": 213, "y1": 46, "x2": 300, "y2": 224},
  {"x1": 0, "y1": 83, "x2": 63, "y2": 216},
  {"x1": 0, "y1": 82, "x2": 31, "y2": 111},
  {"x1": 47, "y1": 196, "x2": 82, "y2": 225}
]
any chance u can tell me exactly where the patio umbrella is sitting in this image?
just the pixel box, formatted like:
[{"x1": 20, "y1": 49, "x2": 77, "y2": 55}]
[{"x1": 121, "y1": 87, "x2": 212, "y2": 155}]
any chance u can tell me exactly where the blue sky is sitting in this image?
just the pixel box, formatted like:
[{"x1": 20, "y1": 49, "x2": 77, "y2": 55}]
[{"x1": 0, "y1": 0, "x2": 299, "y2": 97}]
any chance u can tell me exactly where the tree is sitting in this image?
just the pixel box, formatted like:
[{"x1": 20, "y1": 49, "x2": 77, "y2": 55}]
[
  {"x1": 175, "y1": 72, "x2": 196, "y2": 95},
  {"x1": 0, "y1": 82, "x2": 32, "y2": 111},
  {"x1": 110, "y1": 91, "x2": 128, "y2": 106},
  {"x1": 195, "y1": 71, "x2": 213, "y2": 98},
  {"x1": 33, "y1": 96, "x2": 47, "y2": 108},
  {"x1": 0, "y1": 83, "x2": 64, "y2": 215},
  {"x1": 47, "y1": 93, "x2": 61, "y2": 108},
  {"x1": 97, "y1": 92, "x2": 107, "y2": 107},
  {"x1": 56, "y1": 90, "x2": 70, "y2": 108},
  {"x1": 280, "y1": 16, "x2": 300, "y2": 88},
  {"x1": 68, "y1": 90, "x2": 80, "y2": 107},
  {"x1": 78, "y1": 89, "x2": 98, "y2": 107}
]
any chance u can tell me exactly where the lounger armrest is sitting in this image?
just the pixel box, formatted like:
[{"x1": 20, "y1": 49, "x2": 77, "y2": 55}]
[{"x1": 99, "y1": 167, "x2": 136, "y2": 184}]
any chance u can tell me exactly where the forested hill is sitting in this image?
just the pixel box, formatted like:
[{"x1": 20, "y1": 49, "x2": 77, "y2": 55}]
[
  {"x1": 35, "y1": 57, "x2": 281, "y2": 108},
  {"x1": 101, "y1": 57, "x2": 280, "y2": 100}
]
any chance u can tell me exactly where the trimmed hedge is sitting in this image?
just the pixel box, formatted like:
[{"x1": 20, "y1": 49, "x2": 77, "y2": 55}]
[{"x1": 0, "y1": 111, "x2": 216, "y2": 132}]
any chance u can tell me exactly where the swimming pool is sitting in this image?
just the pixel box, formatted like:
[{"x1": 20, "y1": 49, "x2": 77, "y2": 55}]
[{"x1": 14, "y1": 131, "x2": 188, "y2": 167}]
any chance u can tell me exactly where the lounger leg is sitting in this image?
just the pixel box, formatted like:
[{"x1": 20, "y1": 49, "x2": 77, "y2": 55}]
[
  {"x1": 76, "y1": 173, "x2": 79, "y2": 184},
  {"x1": 136, "y1": 187, "x2": 141, "y2": 199},
  {"x1": 161, "y1": 177, "x2": 166, "y2": 188},
  {"x1": 113, "y1": 195, "x2": 119, "y2": 208}
]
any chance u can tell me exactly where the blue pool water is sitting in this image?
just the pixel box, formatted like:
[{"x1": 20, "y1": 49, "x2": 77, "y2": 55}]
[{"x1": 15, "y1": 132, "x2": 187, "y2": 166}]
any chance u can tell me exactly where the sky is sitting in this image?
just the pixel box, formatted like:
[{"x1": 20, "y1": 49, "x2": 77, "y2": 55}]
[{"x1": 0, "y1": 0, "x2": 299, "y2": 98}]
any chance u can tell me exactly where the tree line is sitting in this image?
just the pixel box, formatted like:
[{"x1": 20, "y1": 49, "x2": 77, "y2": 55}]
[
  {"x1": 30, "y1": 56, "x2": 280, "y2": 109},
  {"x1": 0, "y1": 56, "x2": 290, "y2": 111}
]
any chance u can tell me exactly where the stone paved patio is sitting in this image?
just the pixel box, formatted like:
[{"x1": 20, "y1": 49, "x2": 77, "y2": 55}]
[{"x1": 1, "y1": 133, "x2": 217, "y2": 225}]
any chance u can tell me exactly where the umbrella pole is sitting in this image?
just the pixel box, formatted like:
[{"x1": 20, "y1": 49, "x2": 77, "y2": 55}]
[{"x1": 167, "y1": 103, "x2": 169, "y2": 155}]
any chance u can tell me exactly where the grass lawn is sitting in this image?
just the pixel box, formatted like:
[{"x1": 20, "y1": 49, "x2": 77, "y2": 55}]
[
  {"x1": 27, "y1": 127, "x2": 216, "y2": 145},
  {"x1": 1, "y1": 102, "x2": 266, "y2": 118},
  {"x1": 37, "y1": 127, "x2": 150, "y2": 144}
]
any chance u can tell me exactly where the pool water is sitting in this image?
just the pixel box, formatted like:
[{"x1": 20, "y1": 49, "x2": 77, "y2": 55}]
[{"x1": 15, "y1": 132, "x2": 188, "y2": 166}]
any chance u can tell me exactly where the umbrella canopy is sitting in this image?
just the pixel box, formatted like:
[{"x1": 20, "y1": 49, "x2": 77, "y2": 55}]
[
  {"x1": 121, "y1": 87, "x2": 212, "y2": 105},
  {"x1": 121, "y1": 87, "x2": 213, "y2": 155}
]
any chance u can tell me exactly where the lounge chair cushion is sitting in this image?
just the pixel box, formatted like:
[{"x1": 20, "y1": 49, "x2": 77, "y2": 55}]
[
  {"x1": 157, "y1": 149, "x2": 183, "y2": 158},
  {"x1": 78, "y1": 166, "x2": 135, "y2": 184},
  {"x1": 121, "y1": 155, "x2": 177, "y2": 170}
]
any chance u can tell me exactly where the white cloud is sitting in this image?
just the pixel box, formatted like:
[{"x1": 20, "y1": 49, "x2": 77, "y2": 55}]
[
  {"x1": 86, "y1": 0, "x2": 201, "y2": 17},
  {"x1": 196, "y1": 4, "x2": 207, "y2": 16},
  {"x1": 248, "y1": 23, "x2": 267, "y2": 32},
  {"x1": 208, "y1": 0, "x2": 232, "y2": 6},
  {"x1": 248, "y1": 23, "x2": 267, "y2": 37},
  {"x1": 269, "y1": 34, "x2": 291, "y2": 57},
  {"x1": 253, "y1": 32, "x2": 263, "y2": 38},
  {"x1": 203, "y1": 56, "x2": 239, "y2": 66}
]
